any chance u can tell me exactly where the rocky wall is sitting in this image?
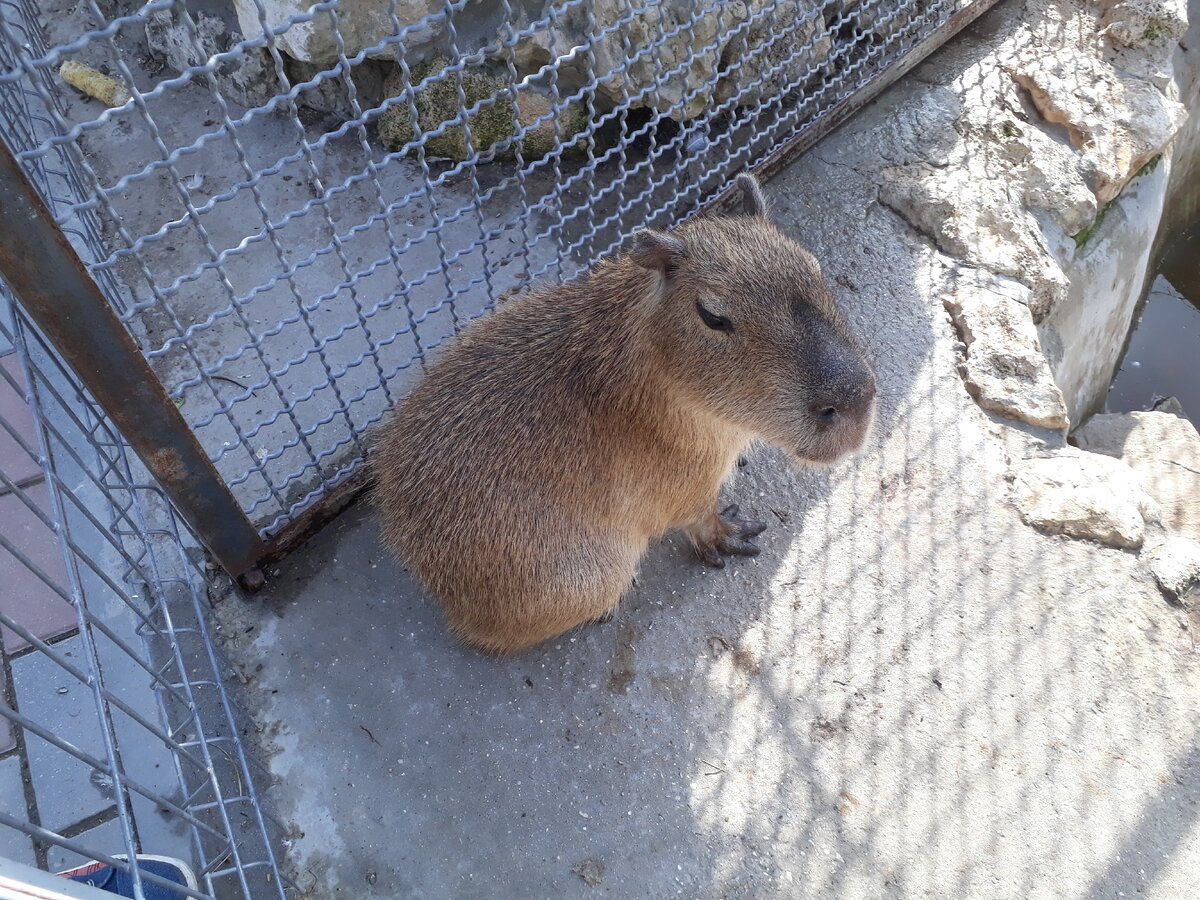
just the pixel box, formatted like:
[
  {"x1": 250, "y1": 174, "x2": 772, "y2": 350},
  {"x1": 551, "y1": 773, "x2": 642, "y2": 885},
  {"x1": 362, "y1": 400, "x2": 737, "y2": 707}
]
[
  {"x1": 876, "y1": 0, "x2": 1200, "y2": 599},
  {"x1": 876, "y1": 0, "x2": 1194, "y2": 433},
  {"x1": 1038, "y1": 0, "x2": 1200, "y2": 425},
  {"x1": 135, "y1": 1, "x2": 939, "y2": 161}
]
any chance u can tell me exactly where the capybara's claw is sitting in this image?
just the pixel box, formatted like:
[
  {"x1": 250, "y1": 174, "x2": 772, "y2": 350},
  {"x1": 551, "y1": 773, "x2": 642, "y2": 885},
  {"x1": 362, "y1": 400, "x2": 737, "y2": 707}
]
[
  {"x1": 720, "y1": 505, "x2": 767, "y2": 541},
  {"x1": 738, "y1": 519, "x2": 767, "y2": 539},
  {"x1": 694, "y1": 505, "x2": 766, "y2": 565},
  {"x1": 718, "y1": 536, "x2": 761, "y2": 557},
  {"x1": 698, "y1": 545, "x2": 727, "y2": 568}
]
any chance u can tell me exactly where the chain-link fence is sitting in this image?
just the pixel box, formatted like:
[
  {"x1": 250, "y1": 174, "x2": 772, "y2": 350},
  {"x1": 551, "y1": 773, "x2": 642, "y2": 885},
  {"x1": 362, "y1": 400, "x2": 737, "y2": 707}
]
[
  {"x1": 0, "y1": 1, "x2": 999, "y2": 896},
  {"x1": 1, "y1": 0, "x2": 991, "y2": 564}
]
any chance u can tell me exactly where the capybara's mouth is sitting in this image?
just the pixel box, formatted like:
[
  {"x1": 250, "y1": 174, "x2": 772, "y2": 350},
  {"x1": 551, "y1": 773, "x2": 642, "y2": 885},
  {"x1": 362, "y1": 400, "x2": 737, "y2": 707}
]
[{"x1": 793, "y1": 402, "x2": 875, "y2": 464}]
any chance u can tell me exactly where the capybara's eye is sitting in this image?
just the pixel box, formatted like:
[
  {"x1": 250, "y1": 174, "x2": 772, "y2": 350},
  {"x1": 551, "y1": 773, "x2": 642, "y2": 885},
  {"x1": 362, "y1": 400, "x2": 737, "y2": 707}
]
[{"x1": 696, "y1": 302, "x2": 732, "y2": 333}]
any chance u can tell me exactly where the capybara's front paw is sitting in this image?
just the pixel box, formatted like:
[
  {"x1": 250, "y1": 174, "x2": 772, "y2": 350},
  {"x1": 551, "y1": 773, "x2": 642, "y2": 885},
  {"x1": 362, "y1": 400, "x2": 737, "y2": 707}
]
[{"x1": 693, "y1": 503, "x2": 767, "y2": 568}]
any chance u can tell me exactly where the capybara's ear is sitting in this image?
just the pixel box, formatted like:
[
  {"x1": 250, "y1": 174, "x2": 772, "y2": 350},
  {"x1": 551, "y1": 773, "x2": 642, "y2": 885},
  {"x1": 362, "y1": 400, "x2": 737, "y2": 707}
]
[
  {"x1": 736, "y1": 173, "x2": 768, "y2": 220},
  {"x1": 629, "y1": 229, "x2": 687, "y2": 274}
]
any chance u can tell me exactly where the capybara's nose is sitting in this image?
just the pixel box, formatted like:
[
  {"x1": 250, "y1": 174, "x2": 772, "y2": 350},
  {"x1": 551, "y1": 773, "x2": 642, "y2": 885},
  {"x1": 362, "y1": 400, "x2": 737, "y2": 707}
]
[{"x1": 809, "y1": 367, "x2": 875, "y2": 427}]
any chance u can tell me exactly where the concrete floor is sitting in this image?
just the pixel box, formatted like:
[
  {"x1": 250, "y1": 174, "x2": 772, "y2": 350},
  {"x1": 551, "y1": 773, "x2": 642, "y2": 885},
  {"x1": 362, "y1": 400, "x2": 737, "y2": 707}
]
[
  {"x1": 222, "y1": 439, "x2": 1200, "y2": 899},
  {"x1": 212, "y1": 11, "x2": 1200, "y2": 900}
]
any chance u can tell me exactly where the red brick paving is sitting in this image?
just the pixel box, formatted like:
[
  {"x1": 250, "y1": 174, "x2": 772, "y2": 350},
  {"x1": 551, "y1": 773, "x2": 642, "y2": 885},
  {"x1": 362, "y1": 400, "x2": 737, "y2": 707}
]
[{"x1": 1, "y1": 354, "x2": 75, "y2": 657}]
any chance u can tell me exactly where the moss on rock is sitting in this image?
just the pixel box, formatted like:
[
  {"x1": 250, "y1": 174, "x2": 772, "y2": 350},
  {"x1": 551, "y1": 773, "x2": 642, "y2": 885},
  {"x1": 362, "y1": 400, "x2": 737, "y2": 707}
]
[
  {"x1": 379, "y1": 58, "x2": 589, "y2": 162},
  {"x1": 512, "y1": 89, "x2": 591, "y2": 160}
]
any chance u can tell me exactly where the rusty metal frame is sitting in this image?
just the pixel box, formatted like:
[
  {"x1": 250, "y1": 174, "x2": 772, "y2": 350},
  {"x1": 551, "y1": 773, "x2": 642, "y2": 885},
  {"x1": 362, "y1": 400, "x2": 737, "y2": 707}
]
[{"x1": 0, "y1": 140, "x2": 265, "y2": 578}]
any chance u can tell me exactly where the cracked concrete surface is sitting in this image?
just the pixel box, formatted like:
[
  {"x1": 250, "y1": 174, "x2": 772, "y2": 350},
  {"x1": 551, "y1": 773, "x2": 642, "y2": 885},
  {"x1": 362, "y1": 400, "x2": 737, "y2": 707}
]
[{"x1": 213, "y1": 1, "x2": 1200, "y2": 897}]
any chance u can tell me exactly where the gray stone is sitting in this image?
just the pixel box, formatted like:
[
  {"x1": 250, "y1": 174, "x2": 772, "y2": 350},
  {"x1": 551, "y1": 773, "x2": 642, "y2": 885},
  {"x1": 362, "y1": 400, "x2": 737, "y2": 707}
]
[
  {"x1": 1010, "y1": 449, "x2": 1159, "y2": 549},
  {"x1": 508, "y1": 81, "x2": 591, "y2": 160},
  {"x1": 145, "y1": 7, "x2": 226, "y2": 75},
  {"x1": 1007, "y1": 32, "x2": 1186, "y2": 205},
  {"x1": 876, "y1": 0, "x2": 1189, "y2": 435},
  {"x1": 1152, "y1": 395, "x2": 1187, "y2": 416},
  {"x1": 714, "y1": 0, "x2": 832, "y2": 109},
  {"x1": 1008, "y1": 59, "x2": 1185, "y2": 205},
  {"x1": 596, "y1": 1, "x2": 733, "y2": 120},
  {"x1": 218, "y1": 33, "x2": 279, "y2": 109},
  {"x1": 378, "y1": 59, "x2": 517, "y2": 161},
  {"x1": 146, "y1": 6, "x2": 277, "y2": 109},
  {"x1": 943, "y1": 271, "x2": 1069, "y2": 432},
  {"x1": 379, "y1": 60, "x2": 589, "y2": 161},
  {"x1": 880, "y1": 158, "x2": 1070, "y2": 322},
  {"x1": 1073, "y1": 410, "x2": 1200, "y2": 542},
  {"x1": 0, "y1": 756, "x2": 36, "y2": 866},
  {"x1": 505, "y1": 0, "x2": 836, "y2": 120},
  {"x1": 10, "y1": 636, "x2": 112, "y2": 832},
  {"x1": 233, "y1": 0, "x2": 443, "y2": 65},
  {"x1": 1100, "y1": 0, "x2": 1189, "y2": 49},
  {"x1": 285, "y1": 58, "x2": 384, "y2": 120}
]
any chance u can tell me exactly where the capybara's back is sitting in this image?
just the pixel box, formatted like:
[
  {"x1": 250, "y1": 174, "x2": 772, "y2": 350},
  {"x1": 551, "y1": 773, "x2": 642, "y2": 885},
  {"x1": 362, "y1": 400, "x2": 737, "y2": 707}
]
[{"x1": 373, "y1": 176, "x2": 875, "y2": 654}]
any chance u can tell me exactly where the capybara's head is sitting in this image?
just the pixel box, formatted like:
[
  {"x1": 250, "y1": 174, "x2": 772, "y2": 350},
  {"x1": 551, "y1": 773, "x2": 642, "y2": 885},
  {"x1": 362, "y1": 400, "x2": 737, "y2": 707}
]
[{"x1": 630, "y1": 174, "x2": 875, "y2": 464}]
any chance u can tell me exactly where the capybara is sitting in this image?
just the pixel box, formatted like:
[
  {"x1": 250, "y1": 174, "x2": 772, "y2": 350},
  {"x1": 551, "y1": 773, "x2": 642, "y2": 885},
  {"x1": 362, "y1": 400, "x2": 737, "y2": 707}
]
[{"x1": 373, "y1": 175, "x2": 875, "y2": 654}]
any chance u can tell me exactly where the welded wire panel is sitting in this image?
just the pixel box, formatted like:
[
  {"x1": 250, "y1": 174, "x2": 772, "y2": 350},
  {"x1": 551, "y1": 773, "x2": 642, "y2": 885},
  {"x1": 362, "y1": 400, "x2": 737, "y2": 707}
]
[
  {"x1": 0, "y1": 288, "x2": 288, "y2": 895},
  {"x1": 0, "y1": 0, "x2": 971, "y2": 537}
]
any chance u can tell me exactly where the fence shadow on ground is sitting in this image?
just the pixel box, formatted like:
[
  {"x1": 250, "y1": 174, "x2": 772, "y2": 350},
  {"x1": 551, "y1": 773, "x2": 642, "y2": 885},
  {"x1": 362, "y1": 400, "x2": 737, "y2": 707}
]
[{"x1": 226, "y1": 6, "x2": 1200, "y2": 897}]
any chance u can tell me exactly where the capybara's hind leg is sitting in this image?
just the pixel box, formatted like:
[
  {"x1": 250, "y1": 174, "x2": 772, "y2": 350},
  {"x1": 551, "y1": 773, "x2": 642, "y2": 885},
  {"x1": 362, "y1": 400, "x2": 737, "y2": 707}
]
[
  {"x1": 443, "y1": 535, "x2": 637, "y2": 654},
  {"x1": 451, "y1": 584, "x2": 625, "y2": 655}
]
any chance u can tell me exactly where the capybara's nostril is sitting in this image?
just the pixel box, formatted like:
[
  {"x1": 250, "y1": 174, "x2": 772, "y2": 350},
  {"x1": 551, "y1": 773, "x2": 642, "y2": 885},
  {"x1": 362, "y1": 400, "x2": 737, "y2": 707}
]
[{"x1": 810, "y1": 379, "x2": 874, "y2": 425}]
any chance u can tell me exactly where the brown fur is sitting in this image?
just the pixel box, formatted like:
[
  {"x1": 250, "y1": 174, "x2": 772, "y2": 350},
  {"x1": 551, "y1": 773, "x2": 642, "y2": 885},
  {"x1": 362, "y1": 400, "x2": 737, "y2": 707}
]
[{"x1": 372, "y1": 176, "x2": 874, "y2": 655}]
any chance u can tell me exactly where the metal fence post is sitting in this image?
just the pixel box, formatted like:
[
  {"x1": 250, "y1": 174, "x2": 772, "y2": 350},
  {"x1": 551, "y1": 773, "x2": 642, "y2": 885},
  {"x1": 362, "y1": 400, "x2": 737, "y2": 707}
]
[{"x1": 0, "y1": 140, "x2": 265, "y2": 579}]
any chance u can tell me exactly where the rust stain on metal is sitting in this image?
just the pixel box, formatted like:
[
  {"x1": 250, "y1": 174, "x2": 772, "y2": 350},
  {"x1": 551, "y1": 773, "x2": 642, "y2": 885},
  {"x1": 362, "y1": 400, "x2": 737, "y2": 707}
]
[{"x1": 149, "y1": 447, "x2": 186, "y2": 480}]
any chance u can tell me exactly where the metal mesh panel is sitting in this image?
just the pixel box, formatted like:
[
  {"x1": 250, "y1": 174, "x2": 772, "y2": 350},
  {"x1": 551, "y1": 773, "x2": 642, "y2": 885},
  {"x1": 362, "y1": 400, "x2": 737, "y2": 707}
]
[
  {"x1": 0, "y1": 0, "x2": 976, "y2": 539},
  {"x1": 0, "y1": 292, "x2": 289, "y2": 894},
  {"x1": 0, "y1": 7, "x2": 287, "y2": 895}
]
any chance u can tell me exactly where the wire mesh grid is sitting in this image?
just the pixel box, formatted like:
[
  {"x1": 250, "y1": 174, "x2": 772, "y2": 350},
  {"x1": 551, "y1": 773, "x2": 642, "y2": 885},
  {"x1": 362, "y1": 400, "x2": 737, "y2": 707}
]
[
  {"x1": 0, "y1": 7, "x2": 288, "y2": 894},
  {"x1": 0, "y1": 292, "x2": 289, "y2": 893},
  {"x1": 0, "y1": 0, "x2": 976, "y2": 540}
]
